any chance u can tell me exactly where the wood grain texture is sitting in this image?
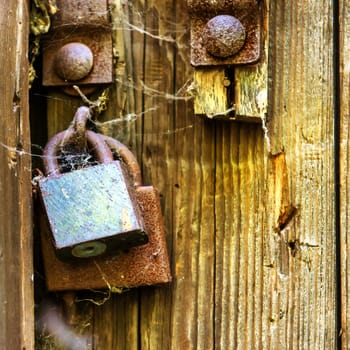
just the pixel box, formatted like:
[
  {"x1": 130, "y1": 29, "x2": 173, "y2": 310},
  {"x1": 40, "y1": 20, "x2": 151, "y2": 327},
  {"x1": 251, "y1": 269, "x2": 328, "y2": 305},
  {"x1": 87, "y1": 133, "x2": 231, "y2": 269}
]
[
  {"x1": 214, "y1": 124, "x2": 266, "y2": 349},
  {"x1": 169, "y1": 2, "x2": 216, "y2": 349},
  {"x1": 138, "y1": 2, "x2": 175, "y2": 349},
  {"x1": 267, "y1": 1, "x2": 336, "y2": 348},
  {"x1": 36, "y1": 0, "x2": 339, "y2": 349},
  {"x1": 193, "y1": 68, "x2": 228, "y2": 117},
  {"x1": 0, "y1": 0, "x2": 34, "y2": 348},
  {"x1": 339, "y1": 0, "x2": 350, "y2": 348}
]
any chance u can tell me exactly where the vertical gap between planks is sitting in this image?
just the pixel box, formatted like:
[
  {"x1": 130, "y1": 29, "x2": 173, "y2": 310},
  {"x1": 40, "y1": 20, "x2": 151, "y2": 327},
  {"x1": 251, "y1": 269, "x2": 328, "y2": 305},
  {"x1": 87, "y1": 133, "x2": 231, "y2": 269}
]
[
  {"x1": 213, "y1": 121, "x2": 217, "y2": 350},
  {"x1": 170, "y1": 0, "x2": 177, "y2": 344},
  {"x1": 333, "y1": 0, "x2": 342, "y2": 348}
]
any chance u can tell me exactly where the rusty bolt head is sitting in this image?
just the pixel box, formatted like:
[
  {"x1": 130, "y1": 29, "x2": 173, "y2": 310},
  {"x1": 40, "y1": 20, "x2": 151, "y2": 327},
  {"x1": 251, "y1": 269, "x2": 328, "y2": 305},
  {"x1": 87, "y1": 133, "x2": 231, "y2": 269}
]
[
  {"x1": 202, "y1": 15, "x2": 246, "y2": 58},
  {"x1": 54, "y1": 42, "x2": 94, "y2": 81}
]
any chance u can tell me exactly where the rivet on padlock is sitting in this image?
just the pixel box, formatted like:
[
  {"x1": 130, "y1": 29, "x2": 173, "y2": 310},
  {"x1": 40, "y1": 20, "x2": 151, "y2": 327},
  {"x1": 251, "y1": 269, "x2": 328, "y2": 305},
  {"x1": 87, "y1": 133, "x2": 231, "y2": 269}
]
[{"x1": 38, "y1": 107, "x2": 148, "y2": 260}]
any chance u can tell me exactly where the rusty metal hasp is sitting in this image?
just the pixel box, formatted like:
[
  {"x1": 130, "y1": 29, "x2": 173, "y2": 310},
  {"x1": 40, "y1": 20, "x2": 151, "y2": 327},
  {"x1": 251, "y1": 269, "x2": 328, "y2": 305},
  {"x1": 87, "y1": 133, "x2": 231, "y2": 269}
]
[
  {"x1": 37, "y1": 107, "x2": 171, "y2": 291},
  {"x1": 42, "y1": 0, "x2": 113, "y2": 94},
  {"x1": 38, "y1": 107, "x2": 147, "y2": 260},
  {"x1": 187, "y1": 0, "x2": 268, "y2": 122}
]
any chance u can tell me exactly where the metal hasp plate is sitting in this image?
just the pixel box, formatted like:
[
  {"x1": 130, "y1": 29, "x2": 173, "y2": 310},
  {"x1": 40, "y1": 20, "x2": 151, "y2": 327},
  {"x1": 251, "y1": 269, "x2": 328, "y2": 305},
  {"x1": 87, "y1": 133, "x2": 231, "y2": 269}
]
[
  {"x1": 39, "y1": 186, "x2": 172, "y2": 291},
  {"x1": 42, "y1": 0, "x2": 113, "y2": 90},
  {"x1": 188, "y1": 0, "x2": 268, "y2": 122},
  {"x1": 38, "y1": 161, "x2": 148, "y2": 260},
  {"x1": 188, "y1": 0, "x2": 261, "y2": 66}
]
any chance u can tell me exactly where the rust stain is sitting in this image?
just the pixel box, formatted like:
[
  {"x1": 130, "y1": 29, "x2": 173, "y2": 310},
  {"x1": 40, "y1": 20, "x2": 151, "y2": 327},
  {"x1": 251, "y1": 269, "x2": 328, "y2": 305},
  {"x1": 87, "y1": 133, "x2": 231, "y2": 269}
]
[{"x1": 278, "y1": 205, "x2": 297, "y2": 231}]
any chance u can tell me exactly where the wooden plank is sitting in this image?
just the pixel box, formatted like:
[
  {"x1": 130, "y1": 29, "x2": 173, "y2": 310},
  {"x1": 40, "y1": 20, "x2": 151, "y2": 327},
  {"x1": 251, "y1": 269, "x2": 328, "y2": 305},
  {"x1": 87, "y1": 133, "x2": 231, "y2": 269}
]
[
  {"x1": 167, "y1": 2, "x2": 216, "y2": 349},
  {"x1": 138, "y1": 2, "x2": 176, "y2": 349},
  {"x1": 266, "y1": 1, "x2": 336, "y2": 348},
  {"x1": 0, "y1": 0, "x2": 33, "y2": 348},
  {"x1": 214, "y1": 124, "x2": 266, "y2": 349},
  {"x1": 339, "y1": 1, "x2": 350, "y2": 348}
]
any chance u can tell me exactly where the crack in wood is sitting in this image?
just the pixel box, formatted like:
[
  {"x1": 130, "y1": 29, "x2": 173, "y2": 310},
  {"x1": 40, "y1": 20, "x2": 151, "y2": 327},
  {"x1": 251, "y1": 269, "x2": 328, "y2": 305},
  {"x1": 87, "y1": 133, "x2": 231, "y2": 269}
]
[{"x1": 278, "y1": 205, "x2": 297, "y2": 231}]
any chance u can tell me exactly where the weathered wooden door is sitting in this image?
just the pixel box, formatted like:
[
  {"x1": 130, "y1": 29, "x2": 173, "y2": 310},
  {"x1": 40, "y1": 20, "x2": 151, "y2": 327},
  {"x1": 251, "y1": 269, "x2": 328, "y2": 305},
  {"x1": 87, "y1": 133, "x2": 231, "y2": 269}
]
[
  {"x1": 0, "y1": 1, "x2": 33, "y2": 349},
  {"x1": 4, "y1": 0, "x2": 350, "y2": 349}
]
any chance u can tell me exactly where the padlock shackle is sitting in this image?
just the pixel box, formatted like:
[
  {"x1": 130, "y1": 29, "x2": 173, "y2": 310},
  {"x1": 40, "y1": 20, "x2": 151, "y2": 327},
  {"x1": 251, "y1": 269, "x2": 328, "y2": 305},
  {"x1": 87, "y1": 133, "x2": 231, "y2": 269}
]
[
  {"x1": 43, "y1": 129, "x2": 114, "y2": 176},
  {"x1": 102, "y1": 135, "x2": 142, "y2": 187},
  {"x1": 72, "y1": 106, "x2": 90, "y2": 150}
]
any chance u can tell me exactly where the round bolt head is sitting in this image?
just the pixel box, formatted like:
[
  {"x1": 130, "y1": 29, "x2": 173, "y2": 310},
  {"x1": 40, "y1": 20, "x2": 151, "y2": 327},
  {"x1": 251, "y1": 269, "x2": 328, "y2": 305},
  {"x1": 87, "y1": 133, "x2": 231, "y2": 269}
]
[
  {"x1": 54, "y1": 42, "x2": 94, "y2": 81},
  {"x1": 202, "y1": 15, "x2": 246, "y2": 58}
]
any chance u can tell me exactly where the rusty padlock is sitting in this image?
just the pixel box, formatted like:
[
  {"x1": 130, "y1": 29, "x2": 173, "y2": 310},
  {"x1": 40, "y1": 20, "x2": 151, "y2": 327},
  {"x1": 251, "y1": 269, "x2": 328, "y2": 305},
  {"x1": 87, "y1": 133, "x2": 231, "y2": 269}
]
[
  {"x1": 38, "y1": 107, "x2": 148, "y2": 260},
  {"x1": 38, "y1": 107, "x2": 171, "y2": 291}
]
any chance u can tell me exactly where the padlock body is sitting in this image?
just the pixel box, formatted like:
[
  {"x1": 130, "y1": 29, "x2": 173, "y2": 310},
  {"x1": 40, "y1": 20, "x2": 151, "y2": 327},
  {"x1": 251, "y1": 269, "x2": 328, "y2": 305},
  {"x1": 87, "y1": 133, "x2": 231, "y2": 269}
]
[{"x1": 38, "y1": 161, "x2": 147, "y2": 260}]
